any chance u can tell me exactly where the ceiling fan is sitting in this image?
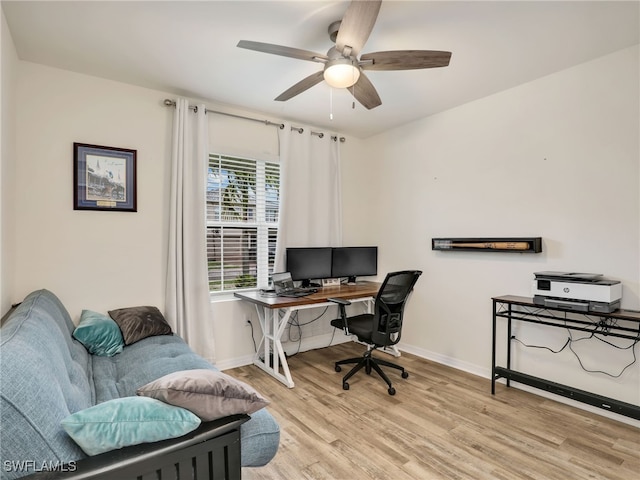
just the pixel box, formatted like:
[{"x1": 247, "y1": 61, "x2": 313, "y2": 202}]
[{"x1": 237, "y1": 0, "x2": 451, "y2": 110}]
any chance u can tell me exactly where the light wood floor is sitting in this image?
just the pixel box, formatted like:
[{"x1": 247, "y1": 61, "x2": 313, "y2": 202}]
[{"x1": 230, "y1": 342, "x2": 639, "y2": 480}]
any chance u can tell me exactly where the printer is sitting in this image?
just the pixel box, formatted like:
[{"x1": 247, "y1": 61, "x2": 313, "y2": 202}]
[{"x1": 531, "y1": 271, "x2": 622, "y2": 313}]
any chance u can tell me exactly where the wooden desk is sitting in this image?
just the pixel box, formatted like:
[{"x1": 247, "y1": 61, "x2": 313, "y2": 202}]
[{"x1": 235, "y1": 282, "x2": 380, "y2": 388}]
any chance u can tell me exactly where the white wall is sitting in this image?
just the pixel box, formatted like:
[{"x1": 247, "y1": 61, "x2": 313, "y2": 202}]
[
  {"x1": 349, "y1": 46, "x2": 639, "y2": 418},
  {"x1": 13, "y1": 62, "x2": 173, "y2": 316},
  {"x1": 0, "y1": 10, "x2": 18, "y2": 315},
  {"x1": 9, "y1": 58, "x2": 351, "y2": 369}
]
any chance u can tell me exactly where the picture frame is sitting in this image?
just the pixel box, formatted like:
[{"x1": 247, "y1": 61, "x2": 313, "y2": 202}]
[{"x1": 73, "y1": 143, "x2": 137, "y2": 212}]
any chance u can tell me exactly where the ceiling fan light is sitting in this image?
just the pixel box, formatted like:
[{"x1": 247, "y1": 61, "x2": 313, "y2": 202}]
[{"x1": 324, "y1": 60, "x2": 360, "y2": 88}]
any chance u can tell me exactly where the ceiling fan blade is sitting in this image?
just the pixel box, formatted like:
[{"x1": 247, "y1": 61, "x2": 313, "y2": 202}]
[
  {"x1": 237, "y1": 40, "x2": 328, "y2": 63},
  {"x1": 360, "y1": 50, "x2": 452, "y2": 71},
  {"x1": 335, "y1": 0, "x2": 382, "y2": 57},
  {"x1": 349, "y1": 72, "x2": 382, "y2": 110},
  {"x1": 275, "y1": 71, "x2": 325, "y2": 101}
]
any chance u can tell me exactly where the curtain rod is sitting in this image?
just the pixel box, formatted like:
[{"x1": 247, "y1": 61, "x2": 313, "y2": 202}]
[{"x1": 164, "y1": 99, "x2": 345, "y2": 142}]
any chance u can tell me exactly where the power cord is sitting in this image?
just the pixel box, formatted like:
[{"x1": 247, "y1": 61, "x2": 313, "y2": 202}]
[
  {"x1": 286, "y1": 306, "x2": 329, "y2": 357},
  {"x1": 511, "y1": 318, "x2": 639, "y2": 378},
  {"x1": 567, "y1": 327, "x2": 639, "y2": 378},
  {"x1": 246, "y1": 319, "x2": 257, "y2": 353},
  {"x1": 511, "y1": 335, "x2": 571, "y2": 354},
  {"x1": 247, "y1": 305, "x2": 341, "y2": 359}
]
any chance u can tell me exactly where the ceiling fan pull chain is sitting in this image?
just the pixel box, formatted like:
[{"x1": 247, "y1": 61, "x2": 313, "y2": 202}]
[
  {"x1": 352, "y1": 84, "x2": 356, "y2": 109},
  {"x1": 330, "y1": 88, "x2": 334, "y2": 120}
]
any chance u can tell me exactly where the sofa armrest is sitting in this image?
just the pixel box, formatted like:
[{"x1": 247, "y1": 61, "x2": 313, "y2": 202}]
[{"x1": 19, "y1": 414, "x2": 249, "y2": 480}]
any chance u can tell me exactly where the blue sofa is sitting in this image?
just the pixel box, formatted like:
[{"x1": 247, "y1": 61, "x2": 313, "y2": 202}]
[{"x1": 0, "y1": 289, "x2": 279, "y2": 479}]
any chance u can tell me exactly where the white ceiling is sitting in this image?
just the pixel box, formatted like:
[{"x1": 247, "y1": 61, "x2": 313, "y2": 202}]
[{"x1": 3, "y1": 1, "x2": 639, "y2": 138}]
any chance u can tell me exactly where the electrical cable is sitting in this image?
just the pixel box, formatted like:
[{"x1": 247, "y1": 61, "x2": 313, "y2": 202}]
[
  {"x1": 512, "y1": 336, "x2": 571, "y2": 354},
  {"x1": 286, "y1": 306, "x2": 330, "y2": 357},
  {"x1": 327, "y1": 324, "x2": 338, "y2": 347},
  {"x1": 566, "y1": 322, "x2": 639, "y2": 378},
  {"x1": 512, "y1": 317, "x2": 639, "y2": 378},
  {"x1": 247, "y1": 319, "x2": 257, "y2": 353}
]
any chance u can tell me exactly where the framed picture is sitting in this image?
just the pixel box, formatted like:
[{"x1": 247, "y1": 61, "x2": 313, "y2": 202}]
[{"x1": 73, "y1": 143, "x2": 137, "y2": 212}]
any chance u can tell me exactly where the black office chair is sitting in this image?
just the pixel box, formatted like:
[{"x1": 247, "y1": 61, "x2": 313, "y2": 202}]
[{"x1": 328, "y1": 270, "x2": 422, "y2": 395}]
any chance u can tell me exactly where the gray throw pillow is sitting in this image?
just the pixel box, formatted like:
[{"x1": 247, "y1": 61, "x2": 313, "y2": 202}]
[
  {"x1": 108, "y1": 305, "x2": 172, "y2": 345},
  {"x1": 136, "y1": 369, "x2": 270, "y2": 421}
]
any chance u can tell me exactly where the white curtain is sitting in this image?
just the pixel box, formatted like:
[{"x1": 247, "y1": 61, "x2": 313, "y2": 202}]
[
  {"x1": 275, "y1": 122, "x2": 343, "y2": 271},
  {"x1": 166, "y1": 99, "x2": 215, "y2": 363}
]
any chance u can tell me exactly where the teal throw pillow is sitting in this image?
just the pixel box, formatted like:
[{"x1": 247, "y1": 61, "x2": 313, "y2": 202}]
[
  {"x1": 61, "y1": 397, "x2": 201, "y2": 456},
  {"x1": 73, "y1": 310, "x2": 125, "y2": 356}
]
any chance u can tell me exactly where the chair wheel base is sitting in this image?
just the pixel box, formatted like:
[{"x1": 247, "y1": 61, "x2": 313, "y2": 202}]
[{"x1": 334, "y1": 353, "x2": 410, "y2": 394}]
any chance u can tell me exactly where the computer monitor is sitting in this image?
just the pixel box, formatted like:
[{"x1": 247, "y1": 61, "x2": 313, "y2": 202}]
[
  {"x1": 285, "y1": 247, "x2": 333, "y2": 287},
  {"x1": 331, "y1": 246, "x2": 378, "y2": 284}
]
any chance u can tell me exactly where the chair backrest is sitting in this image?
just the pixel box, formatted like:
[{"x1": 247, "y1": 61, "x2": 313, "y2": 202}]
[{"x1": 371, "y1": 270, "x2": 422, "y2": 347}]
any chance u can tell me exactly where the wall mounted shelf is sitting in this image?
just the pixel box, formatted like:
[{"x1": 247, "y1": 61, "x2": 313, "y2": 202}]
[{"x1": 432, "y1": 237, "x2": 542, "y2": 253}]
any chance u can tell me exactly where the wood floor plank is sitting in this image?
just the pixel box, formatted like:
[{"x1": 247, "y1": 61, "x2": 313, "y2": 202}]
[{"x1": 234, "y1": 343, "x2": 640, "y2": 480}]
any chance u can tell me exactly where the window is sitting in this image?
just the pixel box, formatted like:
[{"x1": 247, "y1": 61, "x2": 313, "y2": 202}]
[{"x1": 206, "y1": 154, "x2": 280, "y2": 293}]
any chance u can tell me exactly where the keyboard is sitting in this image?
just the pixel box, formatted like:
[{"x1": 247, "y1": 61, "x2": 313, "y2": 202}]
[{"x1": 277, "y1": 288, "x2": 317, "y2": 298}]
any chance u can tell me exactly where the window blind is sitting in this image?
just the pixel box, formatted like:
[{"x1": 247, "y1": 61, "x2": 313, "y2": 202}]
[{"x1": 206, "y1": 154, "x2": 279, "y2": 292}]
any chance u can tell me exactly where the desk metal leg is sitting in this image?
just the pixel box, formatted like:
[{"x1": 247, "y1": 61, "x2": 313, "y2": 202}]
[
  {"x1": 253, "y1": 305, "x2": 295, "y2": 388},
  {"x1": 492, "y1": 300, "x2": 512, "y2": 394},
  {"x1": 506, "y1": 303, "x2": 512, "y2": 388},
  {"x1": 491, "y1": 299, "x2": 497, "y2": 395}
]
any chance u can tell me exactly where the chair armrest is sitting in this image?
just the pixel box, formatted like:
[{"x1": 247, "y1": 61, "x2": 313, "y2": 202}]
[
  {"x1": 19, "y1": 414, "x2": 249, "y2": 480},
  {"x1": 327, "y1": 298, "x2": 352, "y2": 334},
  {"x1": 326, "y1": 297, "x2": 351, "y2": 306}
]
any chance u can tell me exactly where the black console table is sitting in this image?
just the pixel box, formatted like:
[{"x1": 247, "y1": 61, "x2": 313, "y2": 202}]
[{"x1": 492, "y1": 295, "x2": 640, "y2": 420}]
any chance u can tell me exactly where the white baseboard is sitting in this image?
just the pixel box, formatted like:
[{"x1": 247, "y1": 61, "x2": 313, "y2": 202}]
[
  {"x1": 398, "y1": 342, "x2": 491, "y2": 378},
  {"x1": 216, "y1": 333, "x2": 352, "y2": 371},
  {"x1": 216, "y1": 354, "x2": 255, "y2": 371}
]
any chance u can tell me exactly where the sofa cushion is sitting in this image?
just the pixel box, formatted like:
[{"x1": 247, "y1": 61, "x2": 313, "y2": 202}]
[
  {"x1": 61, "y1": 396, "x2": 201, "y2": 456},
  {"x1": 0, "y1": 290, "x2": 94, "y2": 477},
  {"x1": 92, "y1": 334, "x2": 279, "y2": 467},
  {"x1": 108, "y1": 305, "x2": 172, "y2": 345},
  {"x1": 92, "y1": 334, "x2": 215, "y2": 403},
  {"x1": 136, "y1": 369, "x2": 270, "y2": 420},
  {"x1": 73, "y1": 310, "x2": 125, "y2": 356}
]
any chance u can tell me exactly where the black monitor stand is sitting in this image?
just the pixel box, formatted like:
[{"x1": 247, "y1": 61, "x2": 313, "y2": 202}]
[
  {"x1": 301, "y1": 279, "x2": 321, "y2": 288},
  {"x1": 347, "y1": 276, "x2": 357, "y2": 285}
]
